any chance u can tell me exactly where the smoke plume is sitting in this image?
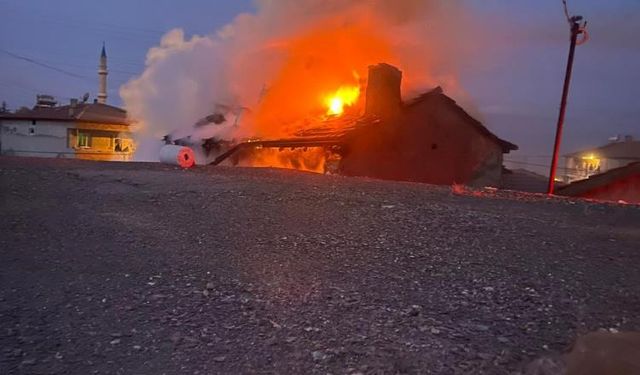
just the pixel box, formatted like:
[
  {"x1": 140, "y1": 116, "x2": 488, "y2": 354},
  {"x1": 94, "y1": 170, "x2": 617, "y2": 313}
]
[{"x1": 120, "y1": 0, "x2": 481, "y2": 161}]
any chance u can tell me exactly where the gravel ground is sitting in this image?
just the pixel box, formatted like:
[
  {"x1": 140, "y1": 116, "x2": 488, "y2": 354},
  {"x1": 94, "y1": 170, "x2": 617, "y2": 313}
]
[{"x1": 1, "y1": 156, "x2": 639, "y2": 375}]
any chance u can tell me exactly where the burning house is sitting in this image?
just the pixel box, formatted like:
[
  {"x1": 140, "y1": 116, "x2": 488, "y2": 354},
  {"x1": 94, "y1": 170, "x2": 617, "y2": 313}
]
[{"x1": 206, "y1": 63, "x2": 517, "y2": 187}]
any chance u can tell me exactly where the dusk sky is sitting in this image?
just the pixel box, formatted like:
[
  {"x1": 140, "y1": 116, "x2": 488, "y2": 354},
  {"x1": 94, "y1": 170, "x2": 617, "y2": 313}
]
[{"x1": 1, "y1": 0, "x2": 638, "y2": 171}]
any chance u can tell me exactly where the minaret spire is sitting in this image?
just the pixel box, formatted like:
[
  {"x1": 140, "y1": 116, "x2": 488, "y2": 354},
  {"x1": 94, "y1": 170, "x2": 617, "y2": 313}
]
[{"x1": 97, "y1": 42, "x2": 108, "y2": 104}]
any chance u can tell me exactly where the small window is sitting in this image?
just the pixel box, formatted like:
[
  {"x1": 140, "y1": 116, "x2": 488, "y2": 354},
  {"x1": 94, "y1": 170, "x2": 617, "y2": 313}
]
[
  {"x1": 31, "y1": 120, "x2": 36, "y2": 125},
  {"x1": 29, "y1": 127, "x2": 35, "y2": 135},
  {"x1": 78, "y1": 132, "x2": 91, "y2": 148}
]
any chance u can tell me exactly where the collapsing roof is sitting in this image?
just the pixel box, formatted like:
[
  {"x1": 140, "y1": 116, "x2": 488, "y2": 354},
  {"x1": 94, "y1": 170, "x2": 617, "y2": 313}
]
[{"x1": 210, "y1": 114, "x2": 377, "y2": 165}]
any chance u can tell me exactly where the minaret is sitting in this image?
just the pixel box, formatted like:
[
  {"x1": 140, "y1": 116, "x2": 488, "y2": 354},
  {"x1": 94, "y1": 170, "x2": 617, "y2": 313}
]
[{"x1": 97, "y1": 43, "x2": 108, "y2": 104}]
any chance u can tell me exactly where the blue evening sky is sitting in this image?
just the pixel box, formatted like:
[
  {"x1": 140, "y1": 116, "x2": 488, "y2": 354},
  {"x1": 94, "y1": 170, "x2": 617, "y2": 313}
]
[{"x1": 1, "y1": 0, "x2": 638, "y2": 167}]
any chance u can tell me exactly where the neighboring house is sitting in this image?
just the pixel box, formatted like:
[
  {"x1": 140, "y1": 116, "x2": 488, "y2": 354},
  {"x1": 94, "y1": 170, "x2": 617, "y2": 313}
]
[
  {"x1": 557, "y1": 162, "x2": 640, "y2": 204},
  {"x1": 563, "y1": 136, "x2": 640, "y2": 183},
  {"x1": 212, "y1": 63, "x2": 518, "y2": 187},
  {"x1": 0, "y1": 98, "x2": 135, "y2": 161}
]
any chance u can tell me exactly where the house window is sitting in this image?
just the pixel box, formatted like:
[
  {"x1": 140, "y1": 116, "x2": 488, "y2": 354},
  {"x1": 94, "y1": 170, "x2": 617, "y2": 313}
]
[
  {"x1": 29, "y1": 127, "x2": 35, "y2": 135},
  {"x1": 114, "y1": 137, "x2": 131, "y2": 152},
  {"x1": 581, "y1": 155, "x2": 601, "y2": 174},
  {"x1": 78, "y1": 131, "x2": 91, "y2": 148}
]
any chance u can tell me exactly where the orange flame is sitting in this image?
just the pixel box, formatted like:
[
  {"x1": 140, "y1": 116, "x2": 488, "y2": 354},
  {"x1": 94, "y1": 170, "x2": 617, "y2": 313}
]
[
  {"x1": 325, "y1": 85, "x2": 360, "y2": 116},
  {"x1": 249, "y1": 22, "x2": 395, "y2": 138}
]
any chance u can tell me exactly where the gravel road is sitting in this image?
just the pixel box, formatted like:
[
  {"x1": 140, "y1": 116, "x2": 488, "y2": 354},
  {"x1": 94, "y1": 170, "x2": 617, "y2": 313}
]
[{"x1": 1, "y1": 157, "x2": 639, "y2": 374}]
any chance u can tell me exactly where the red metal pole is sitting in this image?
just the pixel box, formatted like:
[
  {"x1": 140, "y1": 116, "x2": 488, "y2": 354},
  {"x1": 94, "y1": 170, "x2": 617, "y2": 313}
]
[{"x1": 547, "y1": 21, "x2": 581, "y2": 195}]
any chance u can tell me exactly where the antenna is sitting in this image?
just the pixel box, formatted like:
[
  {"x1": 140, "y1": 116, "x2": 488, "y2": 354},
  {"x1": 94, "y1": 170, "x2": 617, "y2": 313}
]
[{"x1": 562, "y1": 0, "x2": 571, "y2": 24}]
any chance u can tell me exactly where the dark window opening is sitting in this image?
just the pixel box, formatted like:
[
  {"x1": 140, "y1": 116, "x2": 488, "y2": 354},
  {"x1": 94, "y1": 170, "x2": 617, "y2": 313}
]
[
  {"x1": 29, "y1": 127, "x2": 35, "y2": 135},
  {"x1": 114, "y1": 138, "x2": 131, "y2": 152},
  {"x1": 431, "y1": 143, "x2": 438, "y2": 150},
  {"x1": 31, "y1": 120, "x2": 36, "y2": 125}
]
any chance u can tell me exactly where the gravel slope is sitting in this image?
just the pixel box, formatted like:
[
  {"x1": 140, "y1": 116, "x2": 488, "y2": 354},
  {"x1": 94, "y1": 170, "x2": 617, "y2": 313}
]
[{"x1": 1, "y1": 157, "x2": 639, "y2": 374}]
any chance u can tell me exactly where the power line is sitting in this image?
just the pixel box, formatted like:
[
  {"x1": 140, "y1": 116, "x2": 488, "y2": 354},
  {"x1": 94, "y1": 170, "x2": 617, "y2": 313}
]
[
  {"x1": 0, "y1": 49, "x2": 88, "y2": 80},
  {"x1": 505, "y1": 159, "x2": 581, "y2": 173}
]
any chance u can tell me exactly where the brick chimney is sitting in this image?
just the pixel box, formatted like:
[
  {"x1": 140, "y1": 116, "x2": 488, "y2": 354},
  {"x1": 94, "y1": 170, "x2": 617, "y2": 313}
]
[
  {"x1": 68, "y1": 98, "x2": 78, "y2": 117},
  {"x1": 365, "y1": 63, "x2": 402, "y2": 118}
]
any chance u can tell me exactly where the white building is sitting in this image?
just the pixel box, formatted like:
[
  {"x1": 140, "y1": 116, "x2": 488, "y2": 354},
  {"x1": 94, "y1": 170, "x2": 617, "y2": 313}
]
[{"x1": 563, "y1": 135, "x2": 640, "y2": 183}]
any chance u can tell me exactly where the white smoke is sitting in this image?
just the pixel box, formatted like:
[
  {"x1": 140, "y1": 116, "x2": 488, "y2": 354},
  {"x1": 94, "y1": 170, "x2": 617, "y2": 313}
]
[{"x1": 120, "y1": 0, "x2": 482, "y2": 161}]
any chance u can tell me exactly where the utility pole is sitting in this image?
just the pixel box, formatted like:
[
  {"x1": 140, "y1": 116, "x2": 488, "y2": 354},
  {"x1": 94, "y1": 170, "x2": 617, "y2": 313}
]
[{"x1": 547, "y1": 4, "x2": 588, "y2": 195}]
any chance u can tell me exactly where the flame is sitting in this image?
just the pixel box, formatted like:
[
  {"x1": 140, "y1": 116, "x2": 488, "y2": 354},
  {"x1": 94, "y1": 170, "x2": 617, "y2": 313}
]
[
  {"x1": 325, "y1": 85, "x2": 360, "y2": 116},
  {"x1": 250, "y1": 22, "x2": 395, "y2": 137},
  {"x1": 236, "y1": 147, "x2": 326, "y2": 173}
]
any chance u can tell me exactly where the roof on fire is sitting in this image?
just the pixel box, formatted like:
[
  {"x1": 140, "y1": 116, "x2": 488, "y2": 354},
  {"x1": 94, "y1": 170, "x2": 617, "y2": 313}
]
[
  {"x1": 289, "y1": 87, "x2": 518, "y2": 153},
  {"x1": 0, "y1": 103, "x2": 130, "y2": 125},
  {"x1": 210, "y1": 87, "x2": 519, "y2": 165}
]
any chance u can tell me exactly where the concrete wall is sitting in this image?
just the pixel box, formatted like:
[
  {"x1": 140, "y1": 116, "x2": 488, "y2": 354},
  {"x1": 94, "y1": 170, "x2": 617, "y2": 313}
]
[
  {"x1": 1, "y1": 119, "x2": 74, "y2": 158},
  {"x1": 339, "y1": 95, "x2": 504, "y2": 186}
]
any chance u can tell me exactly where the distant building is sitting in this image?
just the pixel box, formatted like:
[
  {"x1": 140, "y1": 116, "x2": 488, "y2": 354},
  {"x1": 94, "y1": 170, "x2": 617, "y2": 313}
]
[
  {"x1": 557, "y1": 162, "x2": 640, "y2": 204},
  {"x1": 563, "y1": 136, "x2": 640, "y2": 183},
  {"x1": 0, "y1": 44, "x2": 135, "y2": 161},
  {"x1": 0, "y1": 100, "x2": 134, "y2": 160}
]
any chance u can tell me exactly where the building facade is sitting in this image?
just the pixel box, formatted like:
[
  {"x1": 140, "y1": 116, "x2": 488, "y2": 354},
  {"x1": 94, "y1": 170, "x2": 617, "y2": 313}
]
[{"x1": 0, "y1": 101, "x2": 134, "y2": 161}]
